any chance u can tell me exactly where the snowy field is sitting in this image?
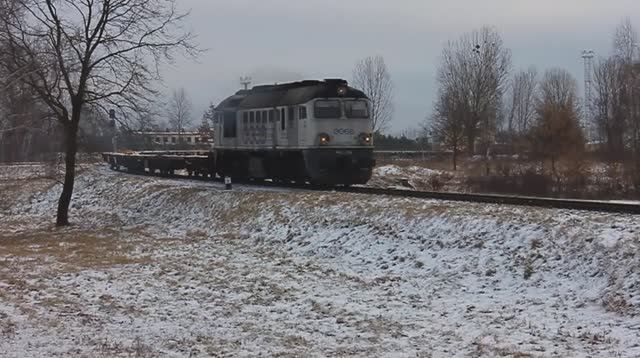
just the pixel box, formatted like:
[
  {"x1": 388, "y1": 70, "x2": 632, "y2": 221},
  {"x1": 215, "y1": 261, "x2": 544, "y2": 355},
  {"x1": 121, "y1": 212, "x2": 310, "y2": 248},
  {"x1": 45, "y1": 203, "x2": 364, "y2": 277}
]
[{"x1": 1, "y1": 164, "x2": 640, "y2": 356}]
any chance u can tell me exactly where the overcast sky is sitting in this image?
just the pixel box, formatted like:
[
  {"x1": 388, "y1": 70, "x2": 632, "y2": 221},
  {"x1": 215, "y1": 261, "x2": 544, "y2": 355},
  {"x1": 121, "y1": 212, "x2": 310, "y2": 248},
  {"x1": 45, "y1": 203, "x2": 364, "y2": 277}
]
[{"x1": 163, "y1": 0, "x2": 639, "y2": 135}]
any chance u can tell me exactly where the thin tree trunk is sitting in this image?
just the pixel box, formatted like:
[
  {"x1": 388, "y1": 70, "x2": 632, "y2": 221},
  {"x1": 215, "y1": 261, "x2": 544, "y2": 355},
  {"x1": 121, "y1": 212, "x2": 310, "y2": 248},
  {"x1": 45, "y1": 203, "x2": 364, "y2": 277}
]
[
  {"x1": 56, "y1": 118, "x2": 79, "y2": 226},
  {"x1": 453, "y1": 146, "x2": 458, "y2": 171},
  {"x1": 551, "y1": 155, "x2": 557, "y2": 184},
  {"x1": 466, "y1": 132, "x2": 475, "y2": 156}
]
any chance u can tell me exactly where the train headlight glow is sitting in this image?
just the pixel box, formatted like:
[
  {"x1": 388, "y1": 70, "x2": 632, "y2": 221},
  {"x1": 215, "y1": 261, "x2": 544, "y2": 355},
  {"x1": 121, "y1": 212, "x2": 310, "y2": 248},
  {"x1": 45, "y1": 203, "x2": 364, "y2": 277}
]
[
  {"x1": 359, "y1": 133, "x2": 372, "y2": 145},
  {"x1": 318, "y1": 133, "x2": 331, "y2": 145}
]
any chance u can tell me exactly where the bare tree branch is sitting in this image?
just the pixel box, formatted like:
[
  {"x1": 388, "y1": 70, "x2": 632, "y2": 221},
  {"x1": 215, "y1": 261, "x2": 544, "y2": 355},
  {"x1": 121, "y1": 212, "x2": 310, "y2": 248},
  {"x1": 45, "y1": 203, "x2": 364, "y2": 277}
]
[
  {"x1": 352, "y1": 55, "x2": 394, "y2": 133},
  {"x1": 437, "y1": 26, "x2": 511, "y2": 155},
  {"x1": 530, "y1": 69, "x2": 584, "y2": 176},
  {"x1": 505, "y1": 67, "x2": 538, "y2": 136},
  {"x1": 167, "y1": 87, "x2": 192, "y2": 133}
]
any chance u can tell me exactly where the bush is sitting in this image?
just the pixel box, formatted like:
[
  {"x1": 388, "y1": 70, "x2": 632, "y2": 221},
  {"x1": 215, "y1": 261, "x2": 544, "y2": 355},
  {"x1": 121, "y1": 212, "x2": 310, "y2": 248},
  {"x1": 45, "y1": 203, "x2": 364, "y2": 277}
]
[
  {"x1": 520, "y1": 170, "x2": 552, "y2": 196},
  {"x1": 464, "y1": 169, "x2": 552, "y2": 196},
  {"x1": 428, "y1": 175, "x2": 444, "y2": 191}
]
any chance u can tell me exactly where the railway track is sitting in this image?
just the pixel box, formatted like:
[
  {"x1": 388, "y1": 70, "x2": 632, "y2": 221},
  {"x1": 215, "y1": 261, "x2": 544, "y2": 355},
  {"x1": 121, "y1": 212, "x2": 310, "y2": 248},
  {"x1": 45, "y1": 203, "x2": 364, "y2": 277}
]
[
  {"x1": 340, "y1": 186, "x2": 640, "y2": 215},
  {"x1": 109, "y1": 167, "x2": 640, "y2": 215}
]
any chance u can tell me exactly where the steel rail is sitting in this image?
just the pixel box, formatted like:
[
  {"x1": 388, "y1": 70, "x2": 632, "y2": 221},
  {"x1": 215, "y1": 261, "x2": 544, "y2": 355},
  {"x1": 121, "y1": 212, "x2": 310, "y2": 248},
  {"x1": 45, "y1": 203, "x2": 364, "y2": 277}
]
[{"x1": 337, "y1": 186, "x2": 640, "y2": 215}]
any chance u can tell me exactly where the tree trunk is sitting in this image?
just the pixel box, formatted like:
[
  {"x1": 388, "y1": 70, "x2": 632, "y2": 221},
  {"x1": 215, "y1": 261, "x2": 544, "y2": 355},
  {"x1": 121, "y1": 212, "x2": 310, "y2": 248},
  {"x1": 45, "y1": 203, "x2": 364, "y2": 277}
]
[
  {"x1": 551, "y1": 155, "x2": 557, "y2": 183},
  {"x1": 466, "y1": 132, "x2": 475, "y2": 156},
  {"x1": 56, "y1": 117, "x2": 79, "y2": 226},
  {"x1": 452, "y1": 146, "x2": 458, "y2": 171}
]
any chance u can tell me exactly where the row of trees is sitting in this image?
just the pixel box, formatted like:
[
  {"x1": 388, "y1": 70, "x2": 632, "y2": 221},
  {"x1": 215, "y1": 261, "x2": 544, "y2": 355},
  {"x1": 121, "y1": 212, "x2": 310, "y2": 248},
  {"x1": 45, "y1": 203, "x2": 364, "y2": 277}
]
[{"x1": 429, "y1": 20, "x2": 640, "y2": 176}]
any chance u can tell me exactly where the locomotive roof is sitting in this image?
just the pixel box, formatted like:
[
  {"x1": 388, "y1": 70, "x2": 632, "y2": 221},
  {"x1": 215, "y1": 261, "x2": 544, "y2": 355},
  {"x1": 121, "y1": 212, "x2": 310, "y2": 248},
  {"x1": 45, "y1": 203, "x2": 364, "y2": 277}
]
[{"x1": 216, "y1": 79, "x2": 368, "y2": 111}]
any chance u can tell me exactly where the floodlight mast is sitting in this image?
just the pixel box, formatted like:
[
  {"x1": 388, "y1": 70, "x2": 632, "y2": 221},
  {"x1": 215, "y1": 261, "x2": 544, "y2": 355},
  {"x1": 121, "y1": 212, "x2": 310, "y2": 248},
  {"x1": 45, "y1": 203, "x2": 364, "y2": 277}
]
[{"x1": 582, "y1": 49, "x2": 595, "y2": 139}]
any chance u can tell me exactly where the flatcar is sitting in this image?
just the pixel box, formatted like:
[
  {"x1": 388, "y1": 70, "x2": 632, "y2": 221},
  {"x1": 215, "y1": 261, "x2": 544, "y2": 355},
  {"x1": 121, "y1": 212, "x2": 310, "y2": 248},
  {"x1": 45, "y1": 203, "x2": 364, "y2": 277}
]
[{"x1": 211, "y1": 78, "x2": 375, "y2": 185}]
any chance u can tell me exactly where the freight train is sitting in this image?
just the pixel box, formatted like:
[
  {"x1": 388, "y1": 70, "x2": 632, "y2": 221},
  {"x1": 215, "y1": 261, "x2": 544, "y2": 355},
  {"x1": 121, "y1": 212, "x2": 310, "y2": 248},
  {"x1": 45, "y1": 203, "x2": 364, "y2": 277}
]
[{"x1": 103, "y1": 79, "x2": 375, "y2": 185}]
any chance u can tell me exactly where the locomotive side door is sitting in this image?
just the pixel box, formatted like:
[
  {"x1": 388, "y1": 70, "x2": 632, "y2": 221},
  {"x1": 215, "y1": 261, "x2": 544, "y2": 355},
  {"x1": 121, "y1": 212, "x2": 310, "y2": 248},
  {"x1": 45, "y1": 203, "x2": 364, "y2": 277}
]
[
  {"x1": 298, "y1": 105, "x2": 308, "y2": 146},
  {"x1": 278, "y1": 107, "x2": 287, "y2": 146},
  {"x1": 287, "y1": 106, "x2": 298, "y2": 147}
]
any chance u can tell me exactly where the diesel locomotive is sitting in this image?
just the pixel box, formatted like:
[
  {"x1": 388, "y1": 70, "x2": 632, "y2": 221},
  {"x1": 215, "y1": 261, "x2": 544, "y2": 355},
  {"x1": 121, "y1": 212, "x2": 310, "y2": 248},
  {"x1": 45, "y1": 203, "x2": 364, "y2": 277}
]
[{"x1": 211, "y1": 78, "x2": 375, "y2": 185}]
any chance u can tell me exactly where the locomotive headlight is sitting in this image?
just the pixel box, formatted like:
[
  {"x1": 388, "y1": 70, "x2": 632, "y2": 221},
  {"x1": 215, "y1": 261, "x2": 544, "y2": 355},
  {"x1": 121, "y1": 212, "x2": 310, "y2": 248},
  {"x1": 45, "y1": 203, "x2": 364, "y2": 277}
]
[
  {"x1": 318, "y1": 133, "x2": 331, "y2": 145},
  {"x1": 359, "y1": 132, "x2": 372, "y2": 145}
]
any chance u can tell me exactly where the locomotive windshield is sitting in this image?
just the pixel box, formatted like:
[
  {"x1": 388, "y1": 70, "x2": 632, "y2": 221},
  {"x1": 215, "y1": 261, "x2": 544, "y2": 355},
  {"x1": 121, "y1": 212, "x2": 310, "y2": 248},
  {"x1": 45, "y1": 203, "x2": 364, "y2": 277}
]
[
  {"x1": 314, "y1": 100, "x2": 341, "y2": 118},
  {"x1": 344, "y1": 100, "x2": 369, "y2": 118}
]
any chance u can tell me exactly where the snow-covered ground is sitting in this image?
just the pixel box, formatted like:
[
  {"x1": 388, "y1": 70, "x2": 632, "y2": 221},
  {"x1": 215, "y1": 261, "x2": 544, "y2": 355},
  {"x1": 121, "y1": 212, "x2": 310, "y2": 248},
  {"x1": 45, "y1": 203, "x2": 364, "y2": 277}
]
[
  {"x1": 368, "y1": 164, "x2": 453, "y2": 191},
  {"x1": 1, "y1": 164, "x2": 640, "y2": 356}
]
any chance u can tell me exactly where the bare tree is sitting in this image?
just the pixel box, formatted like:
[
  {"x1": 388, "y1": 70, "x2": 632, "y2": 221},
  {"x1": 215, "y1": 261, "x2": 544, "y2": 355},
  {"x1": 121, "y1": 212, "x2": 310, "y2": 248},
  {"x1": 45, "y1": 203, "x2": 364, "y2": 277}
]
[
  {"x1": 202, "y1": 101, "x2": 215, "y2": 121},
  {"x1": 167, "y1": 87, "x2": 192, "y2": 134},
  {"x1": 530, "y1": 69, "x2": 584, "y2": 176},
  {"x1": 612, "y1": 19, "x2": 640, "y2": 180},
  {"x1": 505, "y1": 67, "x2": 538, "y2": 136},
  {"x1": 352, "y1": 55, "x2": 394, "y2": 133},
  {"x1": 429, "y1": 87, "x2": 466, "y2": 170},
  {"x1": 592, "y1": 57, "x2": 627, "y2": 157},
  {"x1": 0, "y1": 0, "x2": 198, "y2": 225},
  {"x1": 537, "y1": 69, "x2": 580, "y2": 110},
  {"x1": 438, "y1": 27, "x2": 511, "y2": 155},
  {"x1": 613, "y1": 18, "x2": 639, "y2": 64}
]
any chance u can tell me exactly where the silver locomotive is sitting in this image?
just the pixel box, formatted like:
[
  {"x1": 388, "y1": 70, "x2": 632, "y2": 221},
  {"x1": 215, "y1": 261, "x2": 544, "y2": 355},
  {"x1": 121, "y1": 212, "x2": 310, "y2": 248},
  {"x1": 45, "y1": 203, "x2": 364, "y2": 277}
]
[{"x1": 212, "y1": 79, "x2": 375, "y2": 185}]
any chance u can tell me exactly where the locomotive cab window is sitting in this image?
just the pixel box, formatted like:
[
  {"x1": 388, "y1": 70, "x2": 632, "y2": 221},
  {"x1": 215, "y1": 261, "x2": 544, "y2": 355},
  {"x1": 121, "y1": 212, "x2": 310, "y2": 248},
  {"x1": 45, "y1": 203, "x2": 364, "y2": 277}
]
[
  {"x1": 344, "y1": 100, "x2": 369, "y2": 118},
  {"x1": 314, "y1": 100, "x2": 341, "y2": 118},
  {"x1": 299, "y1": 106, "x2": 307, "y2": 119},
  {"x1": 223, "y1": 111, "x2": 237, "y2": 138}
]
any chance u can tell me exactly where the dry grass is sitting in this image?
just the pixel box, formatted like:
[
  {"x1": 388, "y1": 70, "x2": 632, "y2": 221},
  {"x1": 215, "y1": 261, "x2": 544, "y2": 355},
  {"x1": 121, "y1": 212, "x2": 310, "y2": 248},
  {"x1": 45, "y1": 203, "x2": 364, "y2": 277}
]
[
  {"x1": 603, "y1": 292, "x2": 634, "y2": 315},
  {"x1": 0, "y1": 229, "x2": 152, "y2": 274}
]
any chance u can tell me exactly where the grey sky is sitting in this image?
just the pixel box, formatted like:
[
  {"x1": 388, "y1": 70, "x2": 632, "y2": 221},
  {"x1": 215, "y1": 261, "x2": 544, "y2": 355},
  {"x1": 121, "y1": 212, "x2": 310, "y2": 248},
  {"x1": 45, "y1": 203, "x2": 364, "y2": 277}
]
[{"x1": 163, "y1": 0, "x2": 639, "y2": 135}]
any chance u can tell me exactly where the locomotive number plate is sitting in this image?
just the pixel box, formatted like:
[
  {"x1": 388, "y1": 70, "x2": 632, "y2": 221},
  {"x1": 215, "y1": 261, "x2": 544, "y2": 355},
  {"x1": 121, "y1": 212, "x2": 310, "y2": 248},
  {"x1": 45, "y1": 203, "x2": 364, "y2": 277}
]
[{"x1": 333, "y1": 128, "x2": 355, "y2": 135}]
